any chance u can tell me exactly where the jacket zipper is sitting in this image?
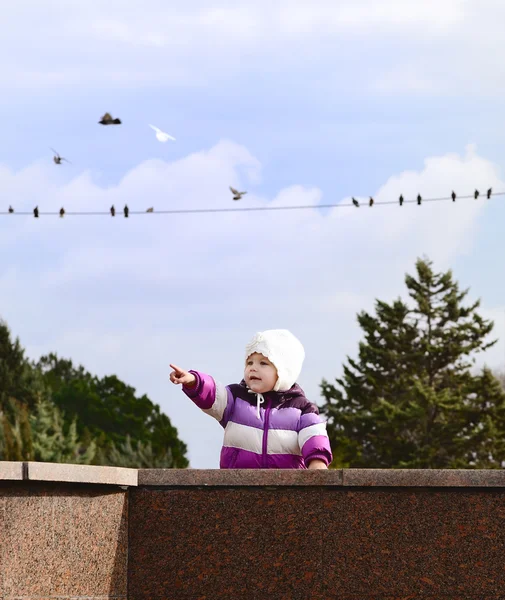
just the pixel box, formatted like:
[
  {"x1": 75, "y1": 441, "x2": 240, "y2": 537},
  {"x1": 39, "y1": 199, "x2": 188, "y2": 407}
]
[{"x1": 262, "y1": 397, "x2": 271, "y2": 468}]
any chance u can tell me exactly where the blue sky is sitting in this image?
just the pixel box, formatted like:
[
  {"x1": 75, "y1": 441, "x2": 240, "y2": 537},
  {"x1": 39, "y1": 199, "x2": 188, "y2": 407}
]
[{"x1": 1, "y1": 0, "x2": 505, "y2": 467}]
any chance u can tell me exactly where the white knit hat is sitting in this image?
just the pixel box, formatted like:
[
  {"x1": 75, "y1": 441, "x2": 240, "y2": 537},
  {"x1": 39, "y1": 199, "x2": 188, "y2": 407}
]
[{"x1": 244, "y1": 329, "x2": 305, "y2": 392}]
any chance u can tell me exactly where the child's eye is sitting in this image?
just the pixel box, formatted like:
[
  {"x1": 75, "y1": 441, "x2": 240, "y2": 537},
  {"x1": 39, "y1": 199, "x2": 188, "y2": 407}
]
[{"x1": 260, "y1": 361, "x2": 268, "y2": 366}]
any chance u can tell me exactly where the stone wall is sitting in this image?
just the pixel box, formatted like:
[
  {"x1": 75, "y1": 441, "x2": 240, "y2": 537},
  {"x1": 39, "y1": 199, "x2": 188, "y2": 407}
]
[{"x1": 1, "y1": 463, "x2": 505, "y2": 599}]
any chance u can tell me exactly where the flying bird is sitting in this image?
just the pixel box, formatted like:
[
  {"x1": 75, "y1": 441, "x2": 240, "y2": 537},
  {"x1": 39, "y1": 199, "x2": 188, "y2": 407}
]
[
  {"x1": 51, "y1": 148, "x2": 70, "y2": 164},
  {"x1": 417, "y1": 194, "x2": 422, "y2": 205},
  {"x1": 33, "y1": 206, "x2": 39, "y2": 218},
  {"x1": 487, "y1": 187, "x2": 492, "y2": 199},
  {"x1": 399, "y1": 194, "x2": 404, "y2": 206},
  {"x1": 149, "y1": 124, "x2": 175, "y2": 142},
  {"x1": 110, "y1": 205, "x2": 115, "y2": 217},
  {"x1": 8, "y1": 206, "x2": 13, "y2": 214},
  {"x1": 230, "y1": 186, "x2": 247, "y2": 201},
  {"x1": 451, "y1": 191, "x2": 456, "y2": 202},
  {"x1": 99, "y1": 112, "x2": 121, "y2": 125},
  {"x1": 146, "y1": 207, "x2": 154, "y2": 213},
  {"x1": 474, "y1": 189, "x2": 479, "y2": 199},
  {"x1": 124, "y1": 205, "x2": 129, "y2": 218},
  {"x1": 59, "y1": 207, "x2": 65, "y2": 218},
  {"x1": 352, "y1": 197, "x2": 359, "y2": 207},
  {"x1": 369, "y1": 197, "x2": 374, "y2": 207}
]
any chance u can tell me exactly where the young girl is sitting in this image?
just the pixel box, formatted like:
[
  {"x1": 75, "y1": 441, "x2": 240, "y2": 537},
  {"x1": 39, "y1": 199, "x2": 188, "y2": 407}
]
[{"x1": 169, "y1": 329, "x2": 332, "y2": 469}]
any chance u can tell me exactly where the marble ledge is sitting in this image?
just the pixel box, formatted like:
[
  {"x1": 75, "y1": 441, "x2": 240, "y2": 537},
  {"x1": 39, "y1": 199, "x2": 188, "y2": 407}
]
[
  {"x1": 1, "y1": 462, "x2": 505, "y2": 488},
  {"x1": 138, "y1": 467, "x2": 505, "y2": 488}
]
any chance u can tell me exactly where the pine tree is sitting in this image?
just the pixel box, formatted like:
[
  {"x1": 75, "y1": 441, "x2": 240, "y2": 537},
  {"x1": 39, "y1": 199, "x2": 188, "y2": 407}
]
[
  {"x1": 0, "y1": 320, "x2": 47, "y2": 414},
  {"x1": 28, "y1": 396, "x2": 96, "y2": 464},
  {"x1": 103, "y1": 434, "x2": 175, "y2": 468},
  {"x1": 320, "y1": 257, "x2": 505, "y2": 469},
  {"x1": 0, "y1": 395, "x2": 96, "y2": 464}
]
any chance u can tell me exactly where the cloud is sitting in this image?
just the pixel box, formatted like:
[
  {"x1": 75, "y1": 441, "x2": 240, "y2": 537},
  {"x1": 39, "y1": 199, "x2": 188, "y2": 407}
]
[
  {"x1": 1, "y1": 0, "x2": 501, "y2": 94},
  {"x1": 1, "y1": 139, "x2": 504, "y2": 467}
]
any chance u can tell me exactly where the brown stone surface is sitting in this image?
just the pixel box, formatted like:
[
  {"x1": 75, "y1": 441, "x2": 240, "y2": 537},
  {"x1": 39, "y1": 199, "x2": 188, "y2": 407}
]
[
  {"x1": 129, "y1": 486, "x2": 505, "y2": 599},
  {"x1": 344, "y1": 468, "x2": 505, "y2": 487},
  {"x1": 129, "y1": 487, "x2": 325, "y2": 599},
  {"x1": 0, "y1": 484, "x2": 128, "y2": 598},
  {"x1": 25, "y1": 461, "x2": 138, "y2": 486},
  {"x1": 139, "y1": 467, "x2": 344, "y2": 486},
  {"x1": 321, "y1": 488, "x2": 505, "y2": 598}
]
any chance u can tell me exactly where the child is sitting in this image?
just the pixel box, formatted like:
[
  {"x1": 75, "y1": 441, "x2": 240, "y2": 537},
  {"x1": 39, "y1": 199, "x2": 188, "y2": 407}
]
[{"x1": 169, "y1": 329, "x2": 332, "y2": 469}]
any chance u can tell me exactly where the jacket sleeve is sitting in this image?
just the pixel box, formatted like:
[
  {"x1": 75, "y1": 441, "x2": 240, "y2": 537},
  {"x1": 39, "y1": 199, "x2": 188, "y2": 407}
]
[
  {"x1": 182, "y1": 370, "x2": 235, "y2": 428},
  {"x1": 298, "y1": 403, "x2": 333, "y2": 467}
]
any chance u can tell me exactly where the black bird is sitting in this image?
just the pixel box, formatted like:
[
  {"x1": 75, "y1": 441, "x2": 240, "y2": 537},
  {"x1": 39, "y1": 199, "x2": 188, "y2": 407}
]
[
  {"x1": 8, "y1": 205, "x2": 13, "y2": 213},
  {"x1": 474, "y1": 189, "x2": 479, "y2": 199},
  {"x1": 59, "y1": 207, "x2": 65, "y2": 218},
  {"x1": 417, "y1": 194, "x2": 422, "y2": 205},
  {"x1": 451, "y1": 191, "x2": 456, "y2": 202},
  {"x1": 110, "y1": 205, "x2": 115, "y2": 217},
  {"x1": 399, "y1": 194, "x2": 404, "y2": 206},
  {"x1": 34, "y1": 206, "x2": 39, "y2": 218},
  {"x1": 369, "y1": 197, "x2": 374, "y2": 207},
  {"x1": 352, "y1": 197, "x2": 359, "y2": 207},
  {"x1": 124, "y1": 205, "x2": 129, "y2": 218},
  {"x1": 487, "y1": 187, "x2": 492, "y2": 199},
  {"x1": 99, "y1": 112, "x2": 121, "y2": 125}
]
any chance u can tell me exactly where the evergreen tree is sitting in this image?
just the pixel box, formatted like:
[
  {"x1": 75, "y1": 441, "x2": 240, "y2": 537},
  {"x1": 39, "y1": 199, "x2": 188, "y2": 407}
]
[
  {"x1": 320, "y1": 257, "x2": 505, "y2": 469},
  {"x1": 28, "y1": 395, "x2": 96, "y2": 464},
  {"x1": 0, "y1": 320, "x2": 47, "y2": 414},
  {"x1": 101, "y1": 434, "x2": 175, "y2": 468},
  {"x1": 36, "y1": 353, "x2": 189, "y2": 468},
  {"x1": 0, "y1": 395, "x2": 96, "y2": 463}
]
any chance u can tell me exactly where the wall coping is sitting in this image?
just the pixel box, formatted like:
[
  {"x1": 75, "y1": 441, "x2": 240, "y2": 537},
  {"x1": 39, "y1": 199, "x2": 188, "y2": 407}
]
[
  {"x1": 1, "y1": 463, "x2": 505, "y2": 487},
  {"x1": 139, "y1": 468, "x2": 505, "y2": 487},
  {"x1": 0, "y1": 461, "x2": 138, "y2": 486}
]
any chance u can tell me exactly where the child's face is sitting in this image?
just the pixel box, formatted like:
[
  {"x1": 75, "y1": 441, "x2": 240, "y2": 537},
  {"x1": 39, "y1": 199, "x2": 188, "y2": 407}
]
[{"x1": 244, "y1": 353, "x2": 278, "y2": 394}]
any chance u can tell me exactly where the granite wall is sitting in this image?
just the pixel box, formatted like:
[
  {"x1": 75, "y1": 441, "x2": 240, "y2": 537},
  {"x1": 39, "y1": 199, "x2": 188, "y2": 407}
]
[{"x1": 2, "y1": 463, "x2": 505, "y2": 599}]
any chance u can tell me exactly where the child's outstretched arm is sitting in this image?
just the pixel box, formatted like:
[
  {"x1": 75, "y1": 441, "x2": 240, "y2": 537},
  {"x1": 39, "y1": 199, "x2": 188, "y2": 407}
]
[{"x1": 169, "y1": 363, "x2": 234, "y2": 427}]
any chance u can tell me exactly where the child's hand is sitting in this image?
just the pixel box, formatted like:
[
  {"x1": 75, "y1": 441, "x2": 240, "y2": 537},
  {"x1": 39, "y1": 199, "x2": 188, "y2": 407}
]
[{"x1": 169, "y1": 364, "x2": 196, "y2": 387}]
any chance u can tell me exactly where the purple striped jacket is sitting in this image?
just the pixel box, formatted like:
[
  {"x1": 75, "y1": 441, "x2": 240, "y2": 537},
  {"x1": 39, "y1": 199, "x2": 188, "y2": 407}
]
[{"x1": 183, "y1": 370, "x2": 333, "y2": 469}]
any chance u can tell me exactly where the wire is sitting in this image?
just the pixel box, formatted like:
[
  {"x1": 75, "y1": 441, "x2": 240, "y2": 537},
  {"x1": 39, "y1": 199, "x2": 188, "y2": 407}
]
[{"x1": 1, "y1": 190, "x2": 502, "y2": 216}]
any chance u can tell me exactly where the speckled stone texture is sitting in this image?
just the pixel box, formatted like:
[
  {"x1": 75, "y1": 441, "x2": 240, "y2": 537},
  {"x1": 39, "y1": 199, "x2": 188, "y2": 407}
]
[
  {"x1": 0, "y1": 482, "x2": 128, "y2": 600},
  {"x1": 129, "y1": 470, "x2": 505, "y2": 599}
]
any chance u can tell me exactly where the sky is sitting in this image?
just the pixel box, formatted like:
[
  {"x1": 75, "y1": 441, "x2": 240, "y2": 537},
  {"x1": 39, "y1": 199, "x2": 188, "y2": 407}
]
[{"x1": 1, "y1": 0, "x2": 505, "y2": 467}]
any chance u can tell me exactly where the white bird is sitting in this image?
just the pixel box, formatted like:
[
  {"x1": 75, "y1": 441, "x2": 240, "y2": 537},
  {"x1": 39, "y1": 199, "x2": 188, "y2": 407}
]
[{"x1": 149, "y1": 124, "x2": 176, "y2": 142}]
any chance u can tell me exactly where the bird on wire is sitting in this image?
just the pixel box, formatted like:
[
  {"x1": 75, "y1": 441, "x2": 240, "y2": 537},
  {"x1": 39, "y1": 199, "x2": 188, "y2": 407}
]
[{"x1": 352, "y1": 197, "x2": 359, "y2": 207}]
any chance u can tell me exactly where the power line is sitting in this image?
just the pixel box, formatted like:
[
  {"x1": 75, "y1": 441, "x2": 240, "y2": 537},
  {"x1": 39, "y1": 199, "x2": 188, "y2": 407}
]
[{"x1": 1, "y1": 189, "x2": 502, "y2": 217}]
